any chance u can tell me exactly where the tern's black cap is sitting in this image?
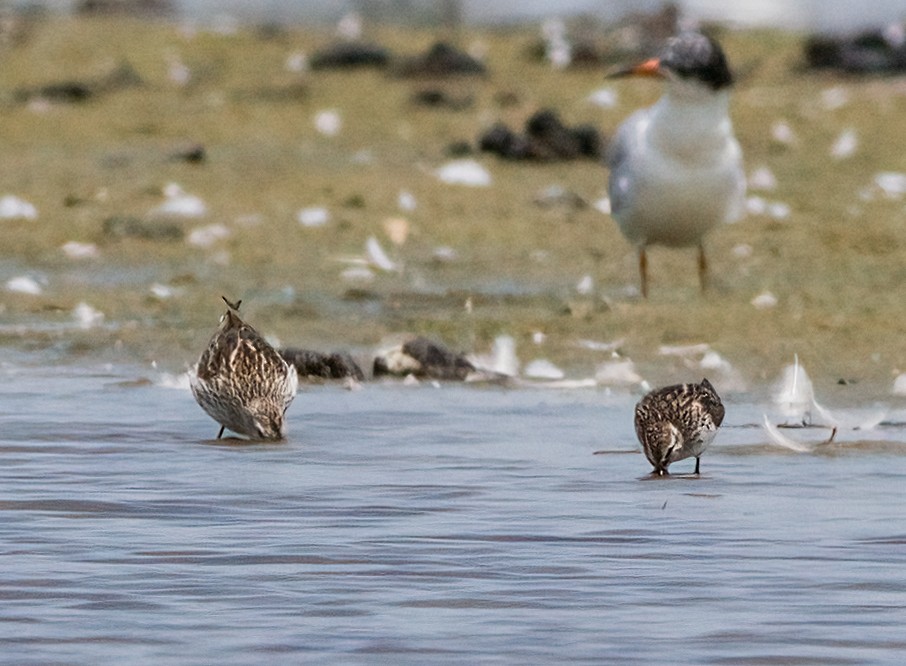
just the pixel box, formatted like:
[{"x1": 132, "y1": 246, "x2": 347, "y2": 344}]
[{"x1": 660, "y1": 32, "x2": 734, "y2": 90}]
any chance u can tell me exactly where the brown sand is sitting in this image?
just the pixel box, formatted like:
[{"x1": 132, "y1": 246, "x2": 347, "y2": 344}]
[{"x1": 1, "y1": 17, "x2": 905, "y2": 401}]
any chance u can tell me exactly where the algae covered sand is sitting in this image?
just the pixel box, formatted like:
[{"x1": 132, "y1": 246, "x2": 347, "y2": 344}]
[{"x1": 1, "y1": 16, "x2": 906, "y2": 398}]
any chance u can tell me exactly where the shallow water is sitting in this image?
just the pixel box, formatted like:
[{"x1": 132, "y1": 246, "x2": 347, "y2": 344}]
[{"x1": 2, "y1": 360, "x2": 906, "y2": 664}]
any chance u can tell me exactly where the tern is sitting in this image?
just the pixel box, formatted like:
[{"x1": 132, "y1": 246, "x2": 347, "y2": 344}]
[{"x1": 606, "y1": 32, "x2": 745, "y2": 297}]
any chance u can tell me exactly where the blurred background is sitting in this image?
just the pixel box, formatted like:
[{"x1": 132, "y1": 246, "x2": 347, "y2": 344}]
[{"x1": 6, "y1": 0, "x2": 906, "y2": 31}]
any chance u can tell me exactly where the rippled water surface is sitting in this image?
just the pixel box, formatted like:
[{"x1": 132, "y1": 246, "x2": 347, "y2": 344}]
[{"x1": 2, "y1": 361, "x2": 906, "y2": 664}]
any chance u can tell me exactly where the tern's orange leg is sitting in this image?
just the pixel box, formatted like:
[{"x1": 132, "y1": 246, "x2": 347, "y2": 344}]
[
  {"x1": 639, "y1": 247, "x2": 649, "y2": 298},
  {"x1": 697, "y1": 243, "x2": 708, "y2": 294}
]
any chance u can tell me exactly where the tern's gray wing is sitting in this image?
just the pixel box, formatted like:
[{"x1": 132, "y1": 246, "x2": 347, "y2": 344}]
[{"x1": 605, "y1": 109, "x2": 648, "y2": 221}]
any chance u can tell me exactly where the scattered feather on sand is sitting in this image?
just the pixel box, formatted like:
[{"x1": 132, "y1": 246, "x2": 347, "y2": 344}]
[
  {"x1": 592, "y1": 196, "x2": 611, "y2": 215},
  {"x1": 746, "y1": 196, "x2": 791, "y2": 219},
  {"x1": 150, "y1": 283, "x2": 178, "y2": 299},
  {"x1": 432, "y1": 246, "x2": 458, "y2": 263},
  {"x1": 0, "y1": 194, "x2": 38, "y2": 220},
  {"x1": 820, "y1": 86, "x2": 849, "y2": 110},
  {"x1": 336, "y1": 11, "x2": 362, "y2": 40},
  {"x1": 365, "y1": 236, "x2": 399, "y2": 272},
  {"x1": 340, "y1": 265, "x2": 375, "y2": 283},
  {"x1": 893, "y1": 373, "x2": 906, "y2": 395},
  {"x1": 397, "y1": 190, "x2": 417, "y2": 212},
  {"x1": 524, "y1": 358, "x2": 565, "y2": 380},
  {"x1": 285, "y1": 51, "x2": 308, "y2": 72},
  {"x1": 435, "y1": 159, "x2": 491, "y2": 187},
  {"x1": 187, "y1": 223, "x2": 230, "y2": 248},
  {"x1": 658, "y1": 343, "x2": 746, "y2": 392},
  {"x1": 61, "y1": 241, "x2": 99, "y2": 259},
  {"x1": 576, "y1": 338, "x2": 624, "y2": 353},
  {"x1": 151, "y1": 183, "x2": 207, "y2": 218},
  {"x1": 470, "y1": 335, "x2": 519, "y2": 377},
  {"x1": 5, "y1": 275, "x2": 43, "y2": 295},
  {"x1": 830, "y1": 128, "x2": 858, "y2": 160},
  {"x1": 771, "y1": 120, "x2": 797, "y2": 145},
  {"x1": 297, "y1": 206, "x2": 330, "y2": 227},
  {"x1": 586, "y1": 87, "x2": 618, "y2": 109},
  {"x1": 314, "y1": 109, "x2": 342, "y2": 136},
  {"x1": 157, "y1": 371, "x2": 192, "y2": 390},
  {"x1": 72, "y1": 302, "x2": 104, "y2": 329},
  {"x1": 872, "y1": 172, "x2": 906, "y2": 199},
  {"x1": 751, "y1": 290, "x2": 778, "y2": 309},
  {"x1": 658, "y1": 343, "x2": 711, "y2": 358},
  {"x1": 595, "y1": 356, "x2": 644, "y2": 388},
  {"x1": 166, "y1": 55, "x2": 191, "y2": 86},
  {"x1": 575, "y1": 274, "x2": 594, "y2": 295},
  {"x1": 748, "y1": 166, "x2": 777, "y2": 191}
]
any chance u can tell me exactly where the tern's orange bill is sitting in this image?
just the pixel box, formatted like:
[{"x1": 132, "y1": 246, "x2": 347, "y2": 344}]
[{"x1": 606, "y1": 57, "x2": 663, "y2": 79}]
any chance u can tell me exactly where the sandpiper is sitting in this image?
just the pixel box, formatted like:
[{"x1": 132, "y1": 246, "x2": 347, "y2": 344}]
[
  {"x1": 190, "y1": 297, "x2": 298, "y2": 440},
  {"x1": 634, "y1": 378, "x2": 725, "y2": 475},
  {"x1": 606, "y1": 31, "x2": 745, "y2": 297}
]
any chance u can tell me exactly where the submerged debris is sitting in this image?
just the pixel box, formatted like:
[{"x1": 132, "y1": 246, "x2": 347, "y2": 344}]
[{"x1": 280, "y1": 348, "x2": 365, "y2": 382}]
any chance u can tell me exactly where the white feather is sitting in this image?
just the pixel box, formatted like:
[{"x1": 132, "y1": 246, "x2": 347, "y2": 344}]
[{"x1": 762, "y1": 414, "x2": 815, "y2": 453}]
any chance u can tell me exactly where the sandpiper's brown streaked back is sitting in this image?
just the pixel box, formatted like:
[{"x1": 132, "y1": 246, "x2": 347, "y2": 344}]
[
  {"x1": 634, "y1": 377, "x2": 725, "y2": 475},
  {"x1": 190, "y1": 297, "x2": 298, "y2": 440},
  {"x1": 606, "y1": 31, "x2": 745, "y2": 297}
]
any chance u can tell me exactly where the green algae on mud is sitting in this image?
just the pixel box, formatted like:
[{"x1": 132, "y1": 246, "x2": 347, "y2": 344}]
[{"x1": 1, "y1": 17, "x2": 906, "y2": 398}]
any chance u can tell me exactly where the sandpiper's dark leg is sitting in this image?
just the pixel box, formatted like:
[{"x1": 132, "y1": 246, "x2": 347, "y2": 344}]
[
  {"x1": 217, "y1": 425, "x2": 225, "y2": 439},
  {"x1": 694, "y1": 457, "x2": 701, "y2": 475},
  {"x1": 697, "y1": 243, "x2": 708, "y2": 293},
  {"x1": 639, "y1": 246, "x2": 649, "y2": 298}
]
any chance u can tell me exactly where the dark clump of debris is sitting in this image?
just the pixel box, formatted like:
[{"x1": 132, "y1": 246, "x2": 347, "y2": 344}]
[
  {"x1": 310, "y1": 41, "x2": 392, "y2": 70},
  {"x1": 168, "y1": 143, "x2": 206, "y2": 165},
  {"x1": 479, "y1": 109, "x2": 605, "y2": 161},
  {"x1": 395, "y1": 42, "x2": 487, "y2": 78},
  {"x1": 410, "y1": 87, "x2": 473, "y2": 110},
  {"x1": 102, "y1": 216, "x2": 184, "y2": 242},
  {"x1": 14, "y1": 61, "x2": 143, "y2": 105},
  {"x1": 373, "y1": 336, "x2": 476, "y2": 381},
  {"x1": 804, "y1": 25, "x2": 906, "y2": 74},
  {"x1": 280, "y1": 348, "x2": 365, "y2": 382},
  {"x1": 76, "y1": 0, "x2": 175, "y2": 18}
]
